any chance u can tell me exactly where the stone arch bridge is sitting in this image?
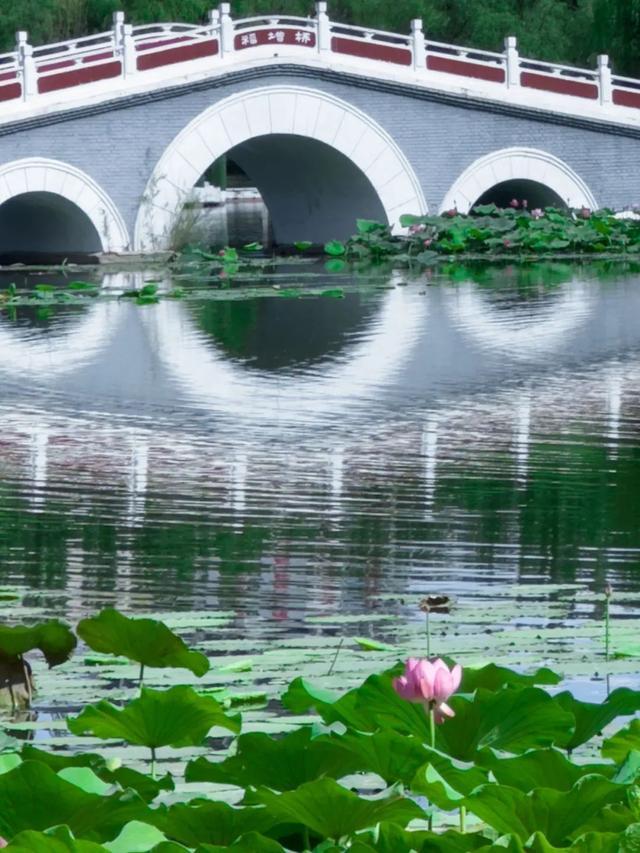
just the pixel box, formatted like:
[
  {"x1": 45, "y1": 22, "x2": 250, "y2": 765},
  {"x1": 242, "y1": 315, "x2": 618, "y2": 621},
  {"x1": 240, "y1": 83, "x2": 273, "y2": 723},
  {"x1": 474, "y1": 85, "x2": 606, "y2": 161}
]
[{"x1": 0, "y1": 2, "x2": 639, "y2": 256}]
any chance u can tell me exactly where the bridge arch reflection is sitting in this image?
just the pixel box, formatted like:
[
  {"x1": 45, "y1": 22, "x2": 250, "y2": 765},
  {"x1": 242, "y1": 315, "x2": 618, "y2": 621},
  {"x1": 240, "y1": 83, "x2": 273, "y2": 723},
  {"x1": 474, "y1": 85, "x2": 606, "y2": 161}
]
[{"x1": 143, "y1": 285, "x2": 426, "y2": 421}]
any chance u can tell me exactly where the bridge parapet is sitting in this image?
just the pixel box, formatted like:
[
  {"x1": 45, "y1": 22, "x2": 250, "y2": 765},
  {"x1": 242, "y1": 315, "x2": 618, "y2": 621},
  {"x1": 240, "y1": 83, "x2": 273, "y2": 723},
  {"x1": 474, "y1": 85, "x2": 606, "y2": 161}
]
[{"x1": 0, "y1": 2, "x2": 639, "y2": 122}]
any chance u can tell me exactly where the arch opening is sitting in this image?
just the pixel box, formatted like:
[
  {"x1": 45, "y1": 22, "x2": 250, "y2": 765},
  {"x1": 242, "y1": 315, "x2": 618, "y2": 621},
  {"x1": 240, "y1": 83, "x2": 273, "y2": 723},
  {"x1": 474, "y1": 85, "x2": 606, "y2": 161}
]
[
  {"x1": 473, "y1": 179, "x2": 566, "y2": 211},
  {"x1": 187, "y1": 134, "x2": 388, "y2": 248},
  {"x1": 440, "y1": 147, "x2": 597, "y2": 215},
  {"x1": 0, "y1": 192, "x2": 102, "y2": 264},
  {"x1": 135, "y1": 86, "x2": 427, "y2": 252}
]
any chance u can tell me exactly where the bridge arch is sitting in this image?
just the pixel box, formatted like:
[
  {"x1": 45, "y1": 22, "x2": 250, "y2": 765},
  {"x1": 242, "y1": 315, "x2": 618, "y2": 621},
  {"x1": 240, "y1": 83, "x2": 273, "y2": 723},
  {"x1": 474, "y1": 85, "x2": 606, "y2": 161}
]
[
  {"x1": 0, "y1": 158, "x2": 129, "y2": 256},
  {"x1": 440, "y1": 148, "x2": 598, "y2": 213},
  {"x1": 134, "y1": 86, "x2": 427, "y2": 250}
]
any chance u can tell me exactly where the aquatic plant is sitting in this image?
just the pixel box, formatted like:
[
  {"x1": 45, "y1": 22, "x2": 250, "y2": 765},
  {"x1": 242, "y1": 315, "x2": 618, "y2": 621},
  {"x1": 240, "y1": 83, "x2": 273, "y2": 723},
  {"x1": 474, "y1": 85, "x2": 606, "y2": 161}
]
[{"x1": 0, "y1": 608, "x2": 639, "y2": 849}]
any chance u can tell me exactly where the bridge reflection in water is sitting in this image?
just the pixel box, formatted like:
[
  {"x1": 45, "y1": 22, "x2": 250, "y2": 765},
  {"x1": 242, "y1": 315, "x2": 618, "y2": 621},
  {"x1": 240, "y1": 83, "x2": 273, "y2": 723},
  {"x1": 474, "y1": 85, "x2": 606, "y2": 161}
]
[{"x1": 0, "y1": 266, "x2": 638, "y2": 645}]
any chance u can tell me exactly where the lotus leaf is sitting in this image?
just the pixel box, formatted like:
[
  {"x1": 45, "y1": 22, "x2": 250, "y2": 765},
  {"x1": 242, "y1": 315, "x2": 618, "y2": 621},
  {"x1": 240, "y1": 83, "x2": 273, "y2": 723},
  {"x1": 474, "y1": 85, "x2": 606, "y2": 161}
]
[
  {"x1": 0, "y1": 761, "x2": 150, "y2": 842},
  {"x1": 68, "y1": 686, "x2": 239, "y2": 749},
  {"x1": 185, "y1": 727, "x2": 358, "y2": 791},
  {"x1": 152, "y1": 801, "x2": 272, "y2": 847},
  {"x1": 253, "y1": 778, "x2": 425, "y2": 839},
  {"x1": 0, "y1": 620, "x2": 76, "y2": 667},
  {"x1": 603, "y1": 719, "x2": 640, "y2": 764},
  {"x1": 77, "y1": 609, "x2": 209, "y2": 677}
]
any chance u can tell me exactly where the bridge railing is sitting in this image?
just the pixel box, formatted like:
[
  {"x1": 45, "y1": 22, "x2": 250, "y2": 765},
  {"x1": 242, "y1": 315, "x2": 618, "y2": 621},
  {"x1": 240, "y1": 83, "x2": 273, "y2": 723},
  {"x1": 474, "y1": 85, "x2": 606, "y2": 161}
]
[{"x1": 2, "y1": 2, "x2": 640, "y2": 120}]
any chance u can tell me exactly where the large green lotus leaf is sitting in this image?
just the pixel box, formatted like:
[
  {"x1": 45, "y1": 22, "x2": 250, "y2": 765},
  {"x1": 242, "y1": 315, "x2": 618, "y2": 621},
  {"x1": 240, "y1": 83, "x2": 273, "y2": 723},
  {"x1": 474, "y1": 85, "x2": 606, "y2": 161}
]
[
  {"x1": 20, "y1": 745, "x2": 173, "y2": 803},
  {"x1": 436, "y1": 688, "x2": 575, "y2": 761},
  {"x1": 459, "y1": 664, "x2": 561, "y2": 693},
  {"x1": 152, "y1": 802, "x2": 272, "y2": 847},
  {"x1": 619, "y1": 823, "x2": 640, "y2": 852},
  {"x1": 283, "y1": 673, "x2": 430, "y2": 737},
  {"x1": 524, "y1": 830, "x2": 619, "y2": 851},
  {"x1": 185, "y1": 727, "x2": 358, "y2": 791},
  {"x1": 0, "y1": 761, "x2": 150, "y2": 842},
  {"x1": 77, "y1": 609, "x2": 209, "y2": 677},
  {"x1": 478, "y1": 749, "x2": 612, "y2": 792},
  {"x1": 253, "y1": 778, "x2": 425, "y2": 839},
  {"x1": 195, "y1": 834, "x2": 285, "y2": 853},
  {"x1": 465, "y1": 775, "x2": 628, "y2": 845},
  {"x1": 614, "y1": 752, "x2": 640, "y2": 785},
  {"x1": 351, "y1": 822, "x2": 494, "y2": 852},
  {"x1": 410, "y1": 748, "x2": 490, "y2": 810},
  {"x1": 602, "y1": 719, "x2": 640, "y2": 764},
  {"x1": 579, "y1": 803, "x2": 639, "y2": 835},
  {"x1": 555, "y1": 688, "x2": 640, "y2": 750},
  {"x1": 335, "y1": 729, "x2": 438, "y2": 785},
  {"x1": 68, "y1": 686, "x2": 239, "y2": 748},
  {"x1": 0, "y1": 621, "x2": 76, "y2": 667},
  {"x1": 5, "y1": 826, "x2": 105, "y2": 851},
  {"x1": 102, "y1": 821, "x2": 175, "y2": 852}
]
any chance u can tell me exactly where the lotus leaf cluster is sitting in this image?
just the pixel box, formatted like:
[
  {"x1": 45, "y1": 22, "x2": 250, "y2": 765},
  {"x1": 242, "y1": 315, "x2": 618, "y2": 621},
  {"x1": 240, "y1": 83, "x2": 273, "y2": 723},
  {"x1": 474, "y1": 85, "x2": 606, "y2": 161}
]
[{"x1": 0, "y1": 610, "x2": 638, "y2": 850}]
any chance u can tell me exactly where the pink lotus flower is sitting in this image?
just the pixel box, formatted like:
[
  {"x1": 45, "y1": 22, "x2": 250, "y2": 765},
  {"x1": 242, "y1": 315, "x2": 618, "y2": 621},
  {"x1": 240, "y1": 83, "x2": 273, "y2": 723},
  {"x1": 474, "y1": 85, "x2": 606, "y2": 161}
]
[
  {"x1": 509, "y1": 198, "x2": 519, "y2": 208},
  {"x1": 531, "y1": 208, "x2": 544, "y2": 219},
  {"x1": 444, "y1": 207, "x2": 458, "y2": 218},
  {"x1": 423, "y1": 238, "x2": 433, "y2": 248},
  {"x1": 393, "y1": 657, "x2": 462, "y2": 723},
  {"x1": 0, "y1": 838, "x2": 7, "y2": 848},
  {"x1": 580, "y1": 207, "x2": 591, "y2": 219}
]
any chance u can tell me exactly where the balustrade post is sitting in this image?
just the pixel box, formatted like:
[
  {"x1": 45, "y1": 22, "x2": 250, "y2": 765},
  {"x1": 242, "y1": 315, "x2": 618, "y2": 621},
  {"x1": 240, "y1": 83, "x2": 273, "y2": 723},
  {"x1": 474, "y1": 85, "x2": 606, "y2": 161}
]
[
  {"x1": 113, "y1": 12, "x2": 136, "y2": 77},
  {"x1": 219, "y1": 3, "x2": 234, "y2": 57},
  {"x1": 504, "y1": 35, "x2": 520, "y2": 88},
  {"x1": 411, "y1": 19, "x2": 425, "y2": 72},
  {"x1": 16, "y1": 31, "x2": 37, "y2": 100},
  {"x1": 598, "y1": 54, "x2": 612, "y2": 105},
  {"x1": 315, "y1": 1, "x2": 331, "y2": 55}
]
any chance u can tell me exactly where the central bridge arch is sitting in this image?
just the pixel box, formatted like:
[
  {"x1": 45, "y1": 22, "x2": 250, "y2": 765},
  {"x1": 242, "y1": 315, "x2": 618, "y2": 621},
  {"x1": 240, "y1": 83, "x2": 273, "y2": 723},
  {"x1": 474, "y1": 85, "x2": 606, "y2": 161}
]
[{"x1": 134, "y1": 85, "x2": 427, "y2": 250}]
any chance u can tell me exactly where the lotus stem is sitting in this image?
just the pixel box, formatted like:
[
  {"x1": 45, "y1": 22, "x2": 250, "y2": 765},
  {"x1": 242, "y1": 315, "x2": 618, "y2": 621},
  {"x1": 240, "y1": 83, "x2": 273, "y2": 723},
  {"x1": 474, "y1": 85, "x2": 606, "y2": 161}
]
[
  {"x1": 426, "y1": 611, "x2": 431, "y2": 658},
  {"x1": 20, "y1": 655, "x2": 32, "y2": 708},
  {"x1": 327, "y1": 638, "x2": 344, "y2": 676},
  {"x1": 604, "y1": 584, "x2": 612, "y2": 662},
  {"x1": 150, "y1": 746, "x2": 156, "y2": 780},
  {"x1": 428, "y1": 705, "x2": 436, "y2": 832},
  {"x1": 303, "y1": 828, "x2": 310, "y2": 851},
  {"x1": 139, "y1": 663, "x2": 145, "y2": 689},
  {"x1": 460, "y1": 805, "x2": 467, "y2": 833}
]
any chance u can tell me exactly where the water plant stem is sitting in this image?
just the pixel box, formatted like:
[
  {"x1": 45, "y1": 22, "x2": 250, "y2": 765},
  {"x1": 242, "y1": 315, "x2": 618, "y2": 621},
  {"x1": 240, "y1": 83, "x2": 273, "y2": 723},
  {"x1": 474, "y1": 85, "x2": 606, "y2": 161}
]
[
  {"x1": 426, "y1": 611, "x2": 431, "y2": 658},
  {"x1": 327, "y1": 638, "x2": 344, "y2": 676},
  {"x1": 303, "y1": 828, "x2": 310, "y2": 851},
  {"x1": 150, "y1": 746, "x2": 156, "y2": 780},
  {"x1": 139, "y1": 663, "x2": 145, "y2": 689},
  {"x1": 605, "y1": 593, "x2": 610, "y2": 662},
  {"x1": 428, "y1": 705, "x2": 436, "y2": 831},
  {"x1": 460, "y1": 805, "x2": 467, "y2": 833}
]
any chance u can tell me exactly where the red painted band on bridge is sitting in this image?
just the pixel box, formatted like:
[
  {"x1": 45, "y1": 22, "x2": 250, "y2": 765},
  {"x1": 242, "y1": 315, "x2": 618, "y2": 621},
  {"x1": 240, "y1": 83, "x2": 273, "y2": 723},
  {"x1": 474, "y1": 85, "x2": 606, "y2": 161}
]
[
  {"x1": 0, "y1": 82, "x2": 21, "y2": 102},
  {"x1": 331, "y1": 36, "x2": 411, "y2": 66},
  {"x1": 38, "y1": 60, "x2": 121, "y2": 94},
  {"x1": 427, "y1": 54, "x2": 505, "y2": 83},
  {"x1": 521, "y1": 71, "x2": 598, "y2": 100},
  {"x1": 137, "y1": 39, "x2": 218, "y2": 71},
  {"x1": 0, "y1": 70, "x2": 17, "y2": 83},
  {"x1": 613, "y1": 88, "x2": 640, "y2": 109},
  {"x1": 136, "y1": 35, "x2": 191, "y2": 53},
  {"x1": 234, "y1": 28, "x2": 316, "y2": 50}
]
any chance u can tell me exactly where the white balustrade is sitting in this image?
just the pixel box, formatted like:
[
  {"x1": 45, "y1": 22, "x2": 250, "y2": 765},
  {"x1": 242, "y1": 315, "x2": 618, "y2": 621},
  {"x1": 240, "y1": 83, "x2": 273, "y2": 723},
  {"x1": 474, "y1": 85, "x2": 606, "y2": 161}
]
[
  {"x1": 411, "y1": 19, "x2": 425, "y2": 72},
  {"x1": 598, "y1": 54, "x2": 612, "y2": 104},
  {"x1": 3, "y1": 3, "x2": 640, "y2": 117},
  {"x1": 504, "y1": 36, "x2": 519, "y2": 88},
  {"x1": 16, "y1": 32, "x2": 37, "y2": 99}
]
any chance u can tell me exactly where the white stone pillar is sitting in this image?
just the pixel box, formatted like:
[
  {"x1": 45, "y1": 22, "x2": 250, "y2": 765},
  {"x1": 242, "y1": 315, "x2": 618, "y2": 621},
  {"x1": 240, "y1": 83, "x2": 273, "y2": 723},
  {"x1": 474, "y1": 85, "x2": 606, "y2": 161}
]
[
  {"x1": 16, "y1": 31, "x2": 37, "y2": 100},
  {"x1": 113, "y1": 12, "x2": 136, "y2": 77},
  {"x1": 598, "y1": 54, "x2": 612, "y2": 105},
  {"x1": 504, "y1": 35, "x2": 520, "y2": 88},
  {"x1": 316, "y1": 1, "x2": 331, "y2": 56},
  {"x1": 219, "y1": 3, "x2": 234, "y2": 57},
  {"x1": 411, "y1": 19, "x2": 425, "y2": 72}
]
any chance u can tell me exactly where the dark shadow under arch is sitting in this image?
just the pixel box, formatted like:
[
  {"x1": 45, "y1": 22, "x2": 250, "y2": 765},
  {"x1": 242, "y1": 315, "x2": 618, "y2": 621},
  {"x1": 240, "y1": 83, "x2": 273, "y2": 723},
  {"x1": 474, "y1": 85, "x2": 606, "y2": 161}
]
[
  {"x1": 0, "y1": 192, "x2": 102, "y2": 263},
  {"x1": 473, "y1": 179, "x2": 566, "y2": 210}
]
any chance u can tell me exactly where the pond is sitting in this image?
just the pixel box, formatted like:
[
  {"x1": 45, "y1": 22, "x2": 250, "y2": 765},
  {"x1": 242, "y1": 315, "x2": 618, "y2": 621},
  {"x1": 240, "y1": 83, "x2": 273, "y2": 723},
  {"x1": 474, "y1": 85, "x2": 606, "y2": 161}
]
[{"x1": 0, "y1": 258, "x2": 639, "y2": 749}]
